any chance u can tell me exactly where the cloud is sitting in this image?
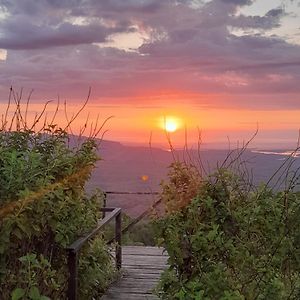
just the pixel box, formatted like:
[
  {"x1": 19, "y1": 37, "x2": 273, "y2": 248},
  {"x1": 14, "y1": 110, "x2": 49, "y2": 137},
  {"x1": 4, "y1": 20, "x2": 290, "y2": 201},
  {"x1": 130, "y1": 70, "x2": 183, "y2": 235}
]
[
  {"x1": 0, "y1": 1, "x2": 137, "y2": 50},
  {"x1": 0, "y1": 0, "x2": 299, "y2": 110},
  {"x1": 0, "y1": 21, "x2": 115, "y2": 50},
  {"x1": 220, "y1": 0, "x2": 252, "y2": 6},
  {"x1": 89, "y1": 0, "x2": 163, "y2": 13},
  {"x1": 230, "y1": 8, "x2": 286, "y2": 30},
  {"x1": 0, "y1": 49, "x2": 7, "y2": 60},
  {"x1": 266, "y1": 8, "x2": 285, "y2": 18}
]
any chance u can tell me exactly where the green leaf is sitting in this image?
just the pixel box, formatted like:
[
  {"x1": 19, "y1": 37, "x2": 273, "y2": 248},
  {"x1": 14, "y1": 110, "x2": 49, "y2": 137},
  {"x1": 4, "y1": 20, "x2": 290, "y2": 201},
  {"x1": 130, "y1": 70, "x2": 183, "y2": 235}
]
[
  {"x1": 29, "y1": 286, "x2": 40, "y2": 299},
  {"x1": 11, "y1": 288, "x2": 25, "y2": 300},
  {"x1": 13, "y1": 228, "x2": 23, "y2": 239}
]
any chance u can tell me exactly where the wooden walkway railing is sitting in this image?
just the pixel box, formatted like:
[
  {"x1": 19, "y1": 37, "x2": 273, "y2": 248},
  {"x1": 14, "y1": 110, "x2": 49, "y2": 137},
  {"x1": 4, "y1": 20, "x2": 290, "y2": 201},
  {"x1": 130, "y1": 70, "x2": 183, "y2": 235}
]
[
  {"x1": 66, "y1": 207, "x2": 122, "y2": 300},
  {"x1": 65, "y1": 191, "x2": 167, "y2": 299}
]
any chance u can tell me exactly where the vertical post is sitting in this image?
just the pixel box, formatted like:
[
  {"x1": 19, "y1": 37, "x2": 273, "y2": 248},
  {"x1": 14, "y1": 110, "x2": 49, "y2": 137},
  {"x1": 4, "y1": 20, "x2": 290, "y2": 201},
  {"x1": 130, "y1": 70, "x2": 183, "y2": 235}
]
[
  {"x1": 115, "y1": 211, "x2": 122, "y2": 269},
  {"x1": 67, "y1": 249, "x2": 78, "y2": 300},
  {"x1": 102, "y1": 192, "x2": 107, "y2": 219}
]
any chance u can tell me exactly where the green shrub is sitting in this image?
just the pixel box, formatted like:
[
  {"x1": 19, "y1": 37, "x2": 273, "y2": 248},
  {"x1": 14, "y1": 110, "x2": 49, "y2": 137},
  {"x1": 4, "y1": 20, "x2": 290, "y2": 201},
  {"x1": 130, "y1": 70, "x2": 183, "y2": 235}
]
[
  {"x1": 155, "y1": 162, "x2": 300, "y2": 299},
  {"x1": 0, "y1": 128, "x2": 115, "y2": 298},
  {"x1": 79, "y1": 237, "x2": 117, "y2": 299},
  {"x1": 10, "y1": 253, "x2": 59, "y2": 300},
  {"x1": 123, "y1": 220, "x2": 156, "y2": 246}
]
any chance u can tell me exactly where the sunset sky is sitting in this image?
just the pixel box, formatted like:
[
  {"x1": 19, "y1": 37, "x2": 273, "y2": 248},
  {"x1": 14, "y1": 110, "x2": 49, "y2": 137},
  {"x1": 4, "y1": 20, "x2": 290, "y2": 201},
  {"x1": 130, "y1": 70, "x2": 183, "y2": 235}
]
[{"x1": 0, "y1": 0, "x2": 300, "y2": 148}]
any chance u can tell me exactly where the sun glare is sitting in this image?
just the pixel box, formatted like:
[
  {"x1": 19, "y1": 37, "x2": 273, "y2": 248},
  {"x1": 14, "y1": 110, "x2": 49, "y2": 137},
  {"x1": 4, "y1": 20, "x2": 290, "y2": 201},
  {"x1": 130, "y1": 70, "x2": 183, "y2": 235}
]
[
  {"x1": 165, "y1": 120, "x2": 177, "y2": 132},
  {"x1": 161, "y1": 116, "x2": 182, "y2": 133}
]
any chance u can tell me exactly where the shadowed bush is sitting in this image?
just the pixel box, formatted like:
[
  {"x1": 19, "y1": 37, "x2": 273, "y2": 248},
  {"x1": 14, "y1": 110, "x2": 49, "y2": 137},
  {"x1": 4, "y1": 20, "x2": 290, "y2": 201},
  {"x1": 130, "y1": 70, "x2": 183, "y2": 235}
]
[
  {"x1": 154, "y1": 158, "x2": 300, "y2": 299},
  {"x1": 0, "y1": 89, "x2": 115, "y2": 299}
]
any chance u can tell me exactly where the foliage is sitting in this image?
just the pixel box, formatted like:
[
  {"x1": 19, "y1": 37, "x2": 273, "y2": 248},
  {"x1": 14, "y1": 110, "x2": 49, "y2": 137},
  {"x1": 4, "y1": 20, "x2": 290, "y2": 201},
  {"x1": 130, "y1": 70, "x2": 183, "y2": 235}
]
[
  {"x1": 155, "y1": 162, "x2": 300, "y2": 299},
  {"x1": 10, "y1": 253, "x2": 57, "y2": 300},
  {"x1": 102, "y1": 213, "x2": 156, "y2": 246},
  {"x1": 123, "y1": 220, "x2": 156, "y2": 246},
  {"x1": 79, "y1": 237, "x2": 117, "y2": 299},
  {"x1": 0, "y1": 89, "x2": 115, "y2": 299}
]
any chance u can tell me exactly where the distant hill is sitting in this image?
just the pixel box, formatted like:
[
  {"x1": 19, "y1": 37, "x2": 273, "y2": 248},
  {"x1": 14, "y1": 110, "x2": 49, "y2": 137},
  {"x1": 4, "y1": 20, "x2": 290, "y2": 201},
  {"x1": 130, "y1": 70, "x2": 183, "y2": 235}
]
[
  {"x1": 86, "y1": 140, "x2": 300, "y2": 217},
  {"x1": 86, "y1": 140, "x2": 173, "y2": 217}
]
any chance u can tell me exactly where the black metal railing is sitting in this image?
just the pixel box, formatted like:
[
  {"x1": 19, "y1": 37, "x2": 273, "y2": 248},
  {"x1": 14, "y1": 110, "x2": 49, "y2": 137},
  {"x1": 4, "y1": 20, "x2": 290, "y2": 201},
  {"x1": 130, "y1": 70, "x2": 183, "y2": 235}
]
[{"x1": 66, "y1": 207, "x2": 122, "y2": 300}]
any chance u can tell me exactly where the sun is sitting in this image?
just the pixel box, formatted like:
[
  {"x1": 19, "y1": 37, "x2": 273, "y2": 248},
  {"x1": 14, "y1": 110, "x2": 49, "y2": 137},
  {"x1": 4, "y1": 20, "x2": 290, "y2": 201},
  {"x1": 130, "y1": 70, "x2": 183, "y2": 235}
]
[
  {"x1": 165, "y1": 120, "x2": 178, "y2": 132},
  {"x1": 162, "y1": 116, "x2": 181, "y2": 133}
]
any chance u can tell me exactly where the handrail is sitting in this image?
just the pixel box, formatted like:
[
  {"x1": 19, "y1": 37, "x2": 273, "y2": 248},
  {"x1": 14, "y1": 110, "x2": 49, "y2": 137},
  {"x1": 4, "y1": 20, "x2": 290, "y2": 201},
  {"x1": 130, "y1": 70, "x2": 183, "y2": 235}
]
[
  {"x1": 66, "y1": 207, "x2": 122, "y2": 300},
  {"x1": 106, "y1": 197, "x2": 162, "y2": 244},
  {"x1": 103, "y1": 191, "x2": 162, "y2": 243}
]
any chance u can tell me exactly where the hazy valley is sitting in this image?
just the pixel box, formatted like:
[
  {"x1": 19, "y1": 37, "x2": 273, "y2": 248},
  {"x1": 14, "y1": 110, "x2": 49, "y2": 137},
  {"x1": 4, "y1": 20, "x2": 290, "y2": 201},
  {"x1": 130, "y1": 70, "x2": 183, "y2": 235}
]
[{"x1": 87, "y1": 140, "x2": 300, "y2": 217}]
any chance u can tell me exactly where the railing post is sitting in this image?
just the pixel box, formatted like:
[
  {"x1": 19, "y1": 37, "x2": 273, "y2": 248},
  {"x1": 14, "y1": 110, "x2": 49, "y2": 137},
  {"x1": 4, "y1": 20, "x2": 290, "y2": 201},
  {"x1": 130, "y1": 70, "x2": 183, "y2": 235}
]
[
  {"x1": 115, "y1": 211, "x2": 122, "y2": 269},
  {"x1": 67, "y1": 249, "x2": 78, "y2": 300},
  {"x1": 66, "y1": 207, "x2": 122, "y2": 298},
  {"x1": 102, "y1": 193, "x2": 107, "y2": 219}
]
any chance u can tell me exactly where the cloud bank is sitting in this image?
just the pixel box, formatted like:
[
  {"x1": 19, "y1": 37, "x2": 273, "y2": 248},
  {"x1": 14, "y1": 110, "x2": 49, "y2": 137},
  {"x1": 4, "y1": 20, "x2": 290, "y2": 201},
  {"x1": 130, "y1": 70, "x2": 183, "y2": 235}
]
[{"x1": 0, "y1": 0, "x2": 299, "y2": 109}]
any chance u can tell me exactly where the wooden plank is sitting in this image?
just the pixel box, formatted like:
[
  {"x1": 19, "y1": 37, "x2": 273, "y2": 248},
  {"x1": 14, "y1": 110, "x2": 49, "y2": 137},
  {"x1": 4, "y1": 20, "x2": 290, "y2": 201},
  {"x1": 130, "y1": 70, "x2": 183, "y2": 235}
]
[
  {"x1": 123, "y1": 253, "x2": 168, "y2": 258},
  {"x1": 67, "y1": 208, "x2": 121, "y2": 252},
  {"x1": 124, "y1": 269, "x2": 163, "y2": 276},
  {"x1": 122, "y1": 254, "x2": 168, "y2": 262},
  {"x1": 108, "y1": 278, "x2": 158, "y2": 285},
  {"x1": 123, "y1": 274, "x2": 161, "y2": 280},
  {"x1": 116, "y1": 282, "x2": 158, "y2": 288},
  {"x1": 123, "y1": 273, "x2": 161, "y2": 280},
  {"x1": 101, "y1": 246, "x2": 168, "y2": 299},
  {"x1": 102, "y1": 292, "x2": 159, "y2": 299},
  {"x1": 116, "y1": 278, "x2": 158, "y2": 285},
  {"x1": 122, "y1": 246, "x2": 168, "y2": 256},
  {"x1": 109, "y1": 287, "x2": 155, "y2": 294},
  {"x1": 122, "y1": 260, "x2": 168, "y2": 267},
  {"x1": 122, "y1": 261, "x2": 167, "y2": 267},
  {"x1": 123, "y1": 264, "x2": 167, "y2": 270}
]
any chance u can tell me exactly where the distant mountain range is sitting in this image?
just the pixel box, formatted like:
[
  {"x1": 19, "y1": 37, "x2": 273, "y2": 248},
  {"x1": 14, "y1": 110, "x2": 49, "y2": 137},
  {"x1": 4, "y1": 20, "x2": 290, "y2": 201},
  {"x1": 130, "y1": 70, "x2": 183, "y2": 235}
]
[{"x1": 86, "y1": 140, "x2": 300, "y2": 217}]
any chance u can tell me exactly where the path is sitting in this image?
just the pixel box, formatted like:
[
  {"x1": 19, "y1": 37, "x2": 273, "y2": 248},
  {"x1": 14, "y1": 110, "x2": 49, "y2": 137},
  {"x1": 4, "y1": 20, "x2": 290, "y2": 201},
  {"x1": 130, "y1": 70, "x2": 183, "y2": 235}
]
[{"x1": 101, "y1": 246, "x2": 168, "y2": 299}]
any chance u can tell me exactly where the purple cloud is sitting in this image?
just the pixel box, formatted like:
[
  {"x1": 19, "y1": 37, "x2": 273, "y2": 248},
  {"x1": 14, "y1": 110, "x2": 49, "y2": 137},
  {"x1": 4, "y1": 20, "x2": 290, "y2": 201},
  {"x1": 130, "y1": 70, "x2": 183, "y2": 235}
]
[
  {"x1": 0, "y1": 21, "x2": 116, "y2": 50},
  {"x1": 230, "y1": 8, "x2": 286, "y2": 30},
  {"x1": 220, "y1": 0, "x2": 252, "y2": 6},
  {"x1": 0, "y1": 0, "x2": 299, "y2": 110}
]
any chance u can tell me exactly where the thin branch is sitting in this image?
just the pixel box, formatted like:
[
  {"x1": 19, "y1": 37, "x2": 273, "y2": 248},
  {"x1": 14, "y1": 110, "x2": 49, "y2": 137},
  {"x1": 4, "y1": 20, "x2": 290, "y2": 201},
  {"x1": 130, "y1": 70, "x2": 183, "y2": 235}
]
[
  {"x1": 3, "y1": 86, "x2": 13, "y2": 130},
  {"x1": 24, "y1": 89, "x2": 34, "y2": 129},
  {"x1": 92, "y1": 115, "x2": 114, "y2": 139},
  {"x1": 49, "y1": 95, "x2": 60, "y2": 128},
  {"x1": 29, "y1": 100, "x2": 53, "y2": 131},
  {"x1": 62, "y1": 87, "x2": 91, "y2": 133}
]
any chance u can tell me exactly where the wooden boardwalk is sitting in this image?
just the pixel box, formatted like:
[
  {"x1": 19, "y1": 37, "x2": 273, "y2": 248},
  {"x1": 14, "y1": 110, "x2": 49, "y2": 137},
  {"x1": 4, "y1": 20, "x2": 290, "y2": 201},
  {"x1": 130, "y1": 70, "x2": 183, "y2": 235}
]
[{"x1": 101, "y1": 246, "x2": 168, "y2": 299}]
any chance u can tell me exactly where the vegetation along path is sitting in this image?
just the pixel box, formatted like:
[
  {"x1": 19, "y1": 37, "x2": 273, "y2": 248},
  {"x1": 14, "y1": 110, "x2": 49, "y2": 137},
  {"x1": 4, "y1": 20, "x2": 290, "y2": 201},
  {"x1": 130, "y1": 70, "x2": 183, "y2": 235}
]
[{"x1": 101, "y1": 246, "x2": 168, "y2": 299}]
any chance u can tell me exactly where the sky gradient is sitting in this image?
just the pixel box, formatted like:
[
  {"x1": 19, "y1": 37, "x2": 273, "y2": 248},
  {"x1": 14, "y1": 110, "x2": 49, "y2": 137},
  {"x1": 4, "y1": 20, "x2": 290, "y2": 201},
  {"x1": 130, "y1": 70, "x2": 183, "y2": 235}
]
[{"x1": 0, "y1": 0, "x2": 300, "y2": 148}]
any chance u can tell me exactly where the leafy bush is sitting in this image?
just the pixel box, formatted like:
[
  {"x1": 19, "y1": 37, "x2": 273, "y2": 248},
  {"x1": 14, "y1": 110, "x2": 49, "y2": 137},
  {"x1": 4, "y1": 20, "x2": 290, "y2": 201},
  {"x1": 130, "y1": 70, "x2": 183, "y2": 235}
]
[
  {"x1": 79, "y1": 237, "x2": 117, "y2": 299},
  {"x1": 155, "y1": 162, "x2": 300, "y2": 299},
  {"x1": 0, "y1": 92, "x2": 115, "y2": 299},
  {"x1": 123, "y1": 220, "x2": 156, "y2": 246}
]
